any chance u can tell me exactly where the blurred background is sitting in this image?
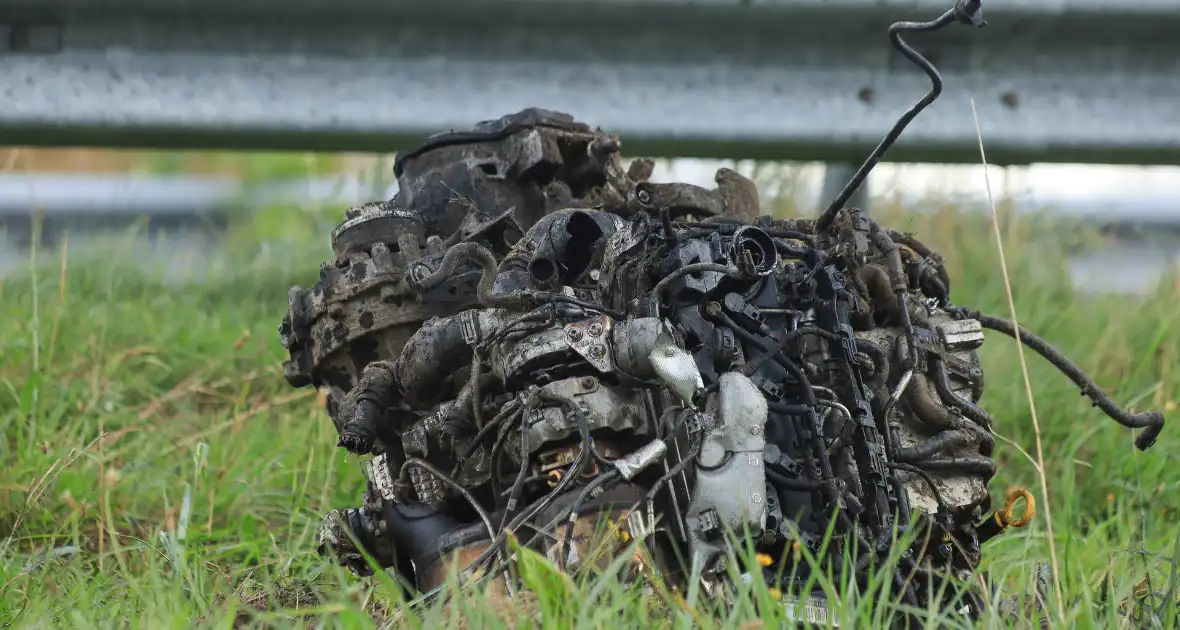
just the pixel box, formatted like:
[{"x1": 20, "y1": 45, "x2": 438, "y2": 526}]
[{"x1": 2, "y1": 149, "x2": 1179, "y2": 296}]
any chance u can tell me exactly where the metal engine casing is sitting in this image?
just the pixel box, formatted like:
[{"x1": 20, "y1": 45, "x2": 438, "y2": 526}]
[
  {"x1": 279, "y1": 108, "x2": 649, "y2": 427},
  {"x1": 286, "y1": 104, "x2": 1166, "y2": 625}
]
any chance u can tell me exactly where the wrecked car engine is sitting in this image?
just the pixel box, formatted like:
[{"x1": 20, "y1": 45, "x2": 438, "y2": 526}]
[{"x1": 277, "y1": 0, "x2": 1166, "y2": 621}]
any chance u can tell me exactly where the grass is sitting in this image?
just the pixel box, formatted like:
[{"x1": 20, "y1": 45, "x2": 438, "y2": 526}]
[{"x1": 1, "y1": 180, "x2": 1178, "y2": 628}]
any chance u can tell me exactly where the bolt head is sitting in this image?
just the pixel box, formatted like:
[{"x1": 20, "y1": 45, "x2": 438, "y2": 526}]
[
  {"x1": 409, "y1": 264, "x2": 429, "y2": 283},
  {"x1": 589, "y1": 323, "x2": 603, "y2": 336},
  {"x1": 567, "y1": 328, "x2": 583, "y2": 341},
  {"x1": 664, "y1": 346, "x2": 677, "y2": 358}
]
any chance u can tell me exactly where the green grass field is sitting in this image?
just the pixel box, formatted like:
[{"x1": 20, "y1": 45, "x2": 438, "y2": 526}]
[{"x1": 1, "y1": 181, "x2": 1177, "y2": 628}]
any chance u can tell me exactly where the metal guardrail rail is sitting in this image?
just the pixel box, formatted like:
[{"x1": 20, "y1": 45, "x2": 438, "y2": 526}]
[{"x1": 2, "y1": 0, "x2": 1180, "y2": 165}]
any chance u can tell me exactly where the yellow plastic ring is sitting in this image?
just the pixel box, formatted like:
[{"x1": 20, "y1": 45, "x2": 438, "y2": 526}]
[{"x1": 1001, "y1": 486, "x2": 1035, "y2": 528}]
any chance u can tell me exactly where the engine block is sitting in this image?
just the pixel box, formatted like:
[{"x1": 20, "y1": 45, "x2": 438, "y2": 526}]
[{"x1": 280, "y1": 1, "x2": 1165, "y2": 623}]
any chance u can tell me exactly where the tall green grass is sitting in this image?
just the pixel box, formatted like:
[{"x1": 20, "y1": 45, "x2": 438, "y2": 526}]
[{"x1": 1, "y1": 190, "x2": 1177, "y2": 628}]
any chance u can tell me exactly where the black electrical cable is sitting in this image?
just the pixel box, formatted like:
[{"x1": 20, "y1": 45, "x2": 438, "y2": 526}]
[
  {"x1": 401, "y1": 458, "x2": 499, "y2": 542},
  {"x1": 467, "y1": 449, "x2": 598, "y2": 583},
  {"x1": 452, "y1": 402, "x2": 522, "y2": 477},
  {"x1": 476, "y1": 308, "x2": 556, "y2": 350},
  {"x1": 500, "y1": 400, "x2": 537, "y2": 529},
  {"x1": 653, "y1": 262, "x2": 744, "y2": 301},
  {"x1": 490, "y1": 411, "x2": 524, "y2": 487},
  {"x1": 469, "y1": 351, "x2": 485, "y2": 430},
  {"x1": 660, "y1": 207, "x2": 679, "y2": 248},
  {"x1": 643, "y1": 444, "x2": 701, "y2": 504},
  {"x1": 972, "y1": 311, "x2": 1165, "y2": 450},
  {"x1": 555, "y1": 469, "x2": 623, "y2": 569},
  {"x1": 888, "y1": 461, "x2": 948, "y2": 509}
]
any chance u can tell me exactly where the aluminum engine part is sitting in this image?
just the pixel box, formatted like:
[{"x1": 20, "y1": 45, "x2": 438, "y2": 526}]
[
  {"x1": 489, "y1": 312, "x2": 639, "y2": 384},
  {"x1": 611, "y1": 316, "x2": 705, "y2": 404},
  {"x1": 490, "y1": 319, "x2": 602, "y2": 383},
  {"x1": 686, "y1": 372, "x2": 769, "y2": 573},
  {"x1": 523, "y1": 376, "x2": 652, "y2": 455}
]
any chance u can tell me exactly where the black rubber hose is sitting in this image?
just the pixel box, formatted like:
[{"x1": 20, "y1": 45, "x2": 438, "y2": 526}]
[
  {"x1": 817, "y1": 8, "x2": 960, "y2": 232},
  {"x1": 766, "y1": 229, "x2": 815, "y2": 243},
  {"x1": 929, "y1": 357, "x2": 992, "y2": 429},
  {"x1": 452, "y1": 402, "x2": 522, "y2": 476},
  {"x1": 767, "y1": 402, "x2": 815, "y2": 415},
  {"x1": 952, "y1": 417, "x2": 996, "y2": 458},
  {"x1": 906, "y1": 372, "x2": 956, "y2": 431},
  {"x1": 869, "y1": 221, "x2": 908, "y2": 294},
  {"x1": 339, "y1": 399, "x2": 382, "y2": 455},
  {"x1": 406, "y1": 242, "x2": 509, "y2": 308},
  {"x1": 393, "y1": 315, "x2": 471, "y2": 407},
  {"x1": 854, "y1": 338, "x2": 890, "y2": 395},
  {"x1": 338, "y1": 361, "x2": 397, "y2": 454},
  {"x1": 973, "y1": 312, "x2": 1165, "y2": 450},
  {"x1": 912, "y1": 456, "x2": 996, "y2": 477},
  {"x1": 922, "y1": 276, "x2": 951, "y2": 305},
  {"x1": 774, "y1": 239, "x2": 812, "y2": 261},
  {"x1": 780, "y1": 325, "x2": 845, "y2": 346},
  {"x1": 894, "y1": 430, "x2": 972, "y2": 463},
  {"x1": 766, "y1": 467, "x2": 827, "y2": 492}
]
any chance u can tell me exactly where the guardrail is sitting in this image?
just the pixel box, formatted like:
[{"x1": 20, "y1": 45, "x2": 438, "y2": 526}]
[{"x1": 2, "y1": 0, "x2": 1180, "y2": 167}]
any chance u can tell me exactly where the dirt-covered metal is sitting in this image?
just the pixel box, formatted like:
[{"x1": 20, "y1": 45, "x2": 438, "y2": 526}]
[{"x1": 280, "y1": 0, "x2": 1166, "y2": 624}]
